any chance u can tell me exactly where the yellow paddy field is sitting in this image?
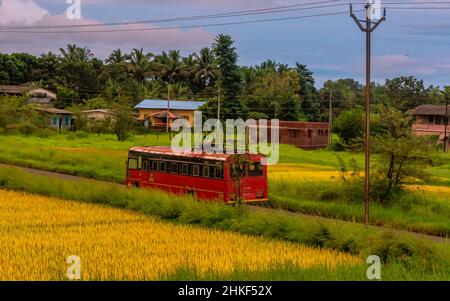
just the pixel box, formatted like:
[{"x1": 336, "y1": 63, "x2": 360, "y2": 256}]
[
  {"x1": 269, "y1": 164, "x2": 450, "y2": 196},
  {"x1": 0, "y1": 190, "x2": 360, "y2": 280}
]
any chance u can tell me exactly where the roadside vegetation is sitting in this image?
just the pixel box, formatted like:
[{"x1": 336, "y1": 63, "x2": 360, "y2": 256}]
[
  {"x1": 0, "y1": 123, "x2": 449, "y2": 237},
  {"x1": 0, "y1": 165, "x2": 448, "y2": 280},
  {"x1": 1, "y1": 190, "x2": 362, "y2": 280}
]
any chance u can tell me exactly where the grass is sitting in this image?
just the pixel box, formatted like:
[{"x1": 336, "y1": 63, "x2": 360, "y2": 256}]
[
  {"x1": 1, "y1": 190, "x2": 361, "y2": 280},
  {"x1": 269, "y1": 178, "x2": 450, "y2": 237},
  {"x1": 1, "y1": 132, "x2": 450, "y2": 182},
  {"x1": 1, "y1": 132, "x2": 450, "y2": 237},
  {"x1": 0, "y1": 164, "x2": 448, "y2": 280}
]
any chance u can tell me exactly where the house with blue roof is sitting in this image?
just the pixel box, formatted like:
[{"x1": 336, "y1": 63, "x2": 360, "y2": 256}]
[{"x1": 134, "y1": 99, "x2": 206, "y2": 129}]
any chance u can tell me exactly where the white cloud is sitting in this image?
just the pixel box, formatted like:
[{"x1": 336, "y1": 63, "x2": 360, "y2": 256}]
[
  {"x1": 0, "y1": 0, "x2": 48, "y2": 25},
  {"x1": 0, "y1": 0, "x2": 215, "y2": 57},
  {"x1": 374, "y1": 54, "x2": 416, "y2": 69},
  {"x1": 372, "y1": 54, "x2": 450, "y2": 78}
]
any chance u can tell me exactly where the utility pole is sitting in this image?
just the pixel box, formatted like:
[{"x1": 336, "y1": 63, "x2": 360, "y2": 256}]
[
  {"x1": 217, "y1": 85, "x2": 221, "y2": 121},
  {"x1": 445, "y1": 92, "x2": 449, "y2": 152},
  {"x1": 350, "y1": 3, "x2": 386, "y2": 227},
  {"x1": 328, "y1": 90, "x2": 333, "y2": 149},
  {"x1": 217, "y1": 84, "x2": 222, "y2": 149},
  {"x1": 166, "y1": 83, "x2": 171, "y2": 133}
]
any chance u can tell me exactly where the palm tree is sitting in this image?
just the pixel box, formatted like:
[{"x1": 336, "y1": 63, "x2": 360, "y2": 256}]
[
  {"x1": 126, "y1": 48, "x2": 153, "y2": 83},
  {"x1": 58, "y1": 44, "x2": 97, "y2": 97},
  {"x1": 156, "y1": 50, "x2": 188, "y2": 132},
  {"x1": 193, "y1": 47, "x2": 218, "y2": 88},
  {"x1": 59, "y1": 44, "x2": 93, "y2": 63},
  {"x1": 277, "y1": 63, "x2": 290, "y2": 74},
  {"x1": 106, "y1": 49, "x2": 125, "y2": 64},
  {"x1": 158, "y1": 50, "x2": 187, "y2": 95},
  {"x1": 257, "y1": 59, "x2": 277, "y2": 74},
  {"x1": 182, "y1": 53, "x2": 196, "y2": 90}
]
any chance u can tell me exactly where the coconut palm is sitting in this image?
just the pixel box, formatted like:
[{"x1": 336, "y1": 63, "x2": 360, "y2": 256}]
[
  {"x1": 106, "y1": 49, "x2": 125, "y2": 64},
  {"x1": 59, "y1": 44, "x2": 93, "y2": 63},
  {"x1": 193, "y1": 47, "x2": 218, "y2": 88},
  {"x1": 126, "y1": 48, "x2": 153, "y2": 83}
]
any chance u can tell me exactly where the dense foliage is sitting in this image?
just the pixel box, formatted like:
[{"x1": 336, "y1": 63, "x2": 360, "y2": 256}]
[{"x1": 0, "y1": 34, "x2": 447, "y2": 123}]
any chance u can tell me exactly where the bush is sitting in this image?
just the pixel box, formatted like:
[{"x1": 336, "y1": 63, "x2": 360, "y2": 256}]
[
  {"x1": 36, "y1": 128, "x2": 57, "y2": 138},
  {"x1": 0, "y1": 163, "x2": 448, "y2": 279}
]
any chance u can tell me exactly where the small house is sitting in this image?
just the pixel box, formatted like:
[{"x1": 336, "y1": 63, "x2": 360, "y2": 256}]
[
  {"x1": 80, "y1": 109, "x2": 115, "y2": 121},
  {"x1": 0, "y1": 84, "x2": 57, "y2": 106},
  {"x1": 412, "y1": 104, "x2": 449, "y2": 146},
  {"x1": 253, "y1": 121, "x2": 329, "y2": 150},
  {"x1": 36, "y1": 107, "x2": 72, "y2": 131},
  {"x1": 134, "y1": 99, "x2": 206, "y2": 129}
]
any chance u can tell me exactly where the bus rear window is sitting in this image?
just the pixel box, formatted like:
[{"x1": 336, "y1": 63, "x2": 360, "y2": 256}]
[
  {"x1": 128, "y1": 158, "x2": 138, "y2": 170},
  {"x1": 214, "y1": 167, "x2": 223, "y2": 179},
  {"x1": 248, "y1": 162, "x2": 263, "y2": 177},
  {"x1": 231, "y1": 163, "x2": 246, "y2": 178}
]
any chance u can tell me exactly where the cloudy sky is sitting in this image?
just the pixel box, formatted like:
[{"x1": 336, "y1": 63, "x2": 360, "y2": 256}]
[{"x1": 0, "y1": 0, "x2": 449, "y2": 87}]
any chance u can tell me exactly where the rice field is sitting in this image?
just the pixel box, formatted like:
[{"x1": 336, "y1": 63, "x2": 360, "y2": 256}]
[
  {"x1": 268, "y1": 164, "x2": 339, "y2": 182},
  {"x1": 269, "y1": 164, "x2": 450, "y2": 197},
  {"x1": 0, "y1": 190, "x2": 361, "y2": 281},
  {"x1": 406, "y1": 184, "x2": 450, "y2": 195}
]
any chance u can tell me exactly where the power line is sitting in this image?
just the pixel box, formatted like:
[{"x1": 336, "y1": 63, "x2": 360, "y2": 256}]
[
  {"x1": 0, "y1": 1, "x2": 448, "y2": 30},
  {"x1": 0, "y1": 10, "x2": 358, "y2": 34},
  {"x1": 386, "y1": 6, "x2": 450, "y2": 10},
  {"x1": 0, "y1": 0, "x2": 347, "y2": 30}
]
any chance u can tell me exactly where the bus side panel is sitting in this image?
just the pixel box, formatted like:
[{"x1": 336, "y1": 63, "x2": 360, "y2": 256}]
[{"x1": 146, "y1": 171, "x2": 227, "y2": 202}]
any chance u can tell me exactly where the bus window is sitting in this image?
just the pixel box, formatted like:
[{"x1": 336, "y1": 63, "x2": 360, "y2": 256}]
[
  {"x1": 214, "y1": 167, "x2": 223, "y2": 179},
  {"x1": 151, "y1": 161, "x2": 158, "y2": 171},
  {"x1": 170, "y1": 162, "x2": 178, "y2": 174},
  {"x1": 203, "y1": 166, "x2": 210, "y2": 178},
  {"x1": 182, "y1": 164, "x2": 189, "y2": 175},
  {"x1": 142, "y1": 160, "x2": 148, "y2": 171},
  {"x1": 248, "y1": 162, "x2": 263, "y2": 177},
  {"x1": 137, "y1": 156, "x2": 142, "y2": 169},
  {"x1": 128, "y1": 158, "x2": 138, "y2": 170},
  {"x1": 192, "y1": 165, "x2": 200, "y2": 176},
  {"x1": 231, "y1": 163, "x2": 246, "y2": 178},
  {"x1": 159, "y1": 162, "x2": 167, "y2": 172}
]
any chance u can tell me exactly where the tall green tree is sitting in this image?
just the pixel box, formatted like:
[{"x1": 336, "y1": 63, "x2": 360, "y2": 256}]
[
  {"x1": 126, "y1": 48, "x2": 153, "y2": 84},
  {"x1": 33, "y1": 52, "x2": 60, "y2": 90},
  {"x1": 212, "y1": 34, "x2": 243, "y2": 120},
  {"x1": 295, "y1": 63, "x2": 319, "y2": 121},
  {"x1": 193, "y1": 47, "x2": 218, "y2": 92},
  {"x1": 245, "y1": 69, "x2": 300, "y2": 120},
  {"x1": 58, "y1": 44, "x2": 100, "y2": 102},
  {"x1": 332, "y1": 108, "x2": 365, "y2": 146},
  {"x1": 318, "y1": 78, "x2": 364, "y2": 117},
  {"x1": 372, "y1": 106, "x2": 433, "y2": 203},
  {"x1": 385, "y1": 76, "x2": 427, "y2": 111},
  {"x1": 111, "y1": 104, "x2": 135, "y2": 141}
]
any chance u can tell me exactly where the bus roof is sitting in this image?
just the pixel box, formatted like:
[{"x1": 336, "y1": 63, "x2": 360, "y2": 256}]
[{"x1": 129, "y1": 146, "x2": 263, "y2": 161}]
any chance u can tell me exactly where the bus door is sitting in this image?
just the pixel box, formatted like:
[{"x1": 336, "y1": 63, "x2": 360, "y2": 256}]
[{"x1": 231, "y1": 162, "x2": 248, "y2": 201}]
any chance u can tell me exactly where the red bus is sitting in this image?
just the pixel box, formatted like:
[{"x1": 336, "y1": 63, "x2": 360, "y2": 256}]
[{"x1": 126, "y1": 146, "x2": 268, "y2": 203}]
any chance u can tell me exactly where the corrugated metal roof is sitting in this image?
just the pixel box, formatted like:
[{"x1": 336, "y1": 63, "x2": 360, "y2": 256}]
[
  {"x1": 0, "y1": 84, "x2": 56, "y2": 96},
  {"x1": 35, "y1": 107, "x2": 72, "y2": 114},
  {"x1": 81, "y1": 109, "x2": 113, "y2": 114},
  {"x1": 134, "y1": 99, "x2": 206, "y2": 111},
  {"x1": 412, "y1": 105, "x2": 447, "y2": 116},
  {"x1": 129, "y1": 146, "x2": 230, "y2": 161},
  {"x1": 0, "y1": 85, "x2": 34, "y2": 94}
]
